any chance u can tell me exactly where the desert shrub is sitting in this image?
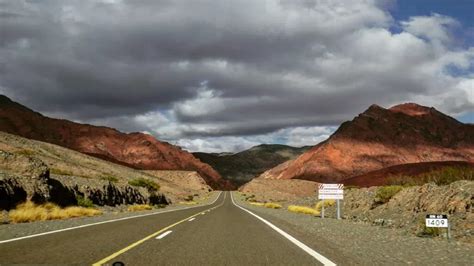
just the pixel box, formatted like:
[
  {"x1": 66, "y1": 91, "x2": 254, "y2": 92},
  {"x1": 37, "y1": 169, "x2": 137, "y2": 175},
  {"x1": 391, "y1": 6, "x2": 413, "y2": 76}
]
[
  {"x1": 101, "y1": 175, "x2": 118, "y2": 183},
  {"x1": 374, "y1": 185, "x2": 403, "y2": 204},
  {"x1": 287, "y1": 205, "x2": 319, "y2": 216},
  {"x1": 417, "y1": 217, "x2": 442, "y2": 237},
  {"x1": 179, "y1": 201, "x2": 198, "y2": 205},
  {"x1": 245, "y1": 194, "x2": 256, "y2": 202},
  {"x1": 9, "y1": 201, "x2": 48, "y2": 223},
  {"x1": 51, "y1": 168, "x2": 74, "y2": 176},
  {"x1": 264, "y1": 203, "x2": 282, "y2": 209},
  {"x1": 128, "y1": 178, "x2": 160, "y2": 191},
  {"x1": 127, "y1": 205, "x2": 153, "y2": 212},
  {"x1": 8, "y1": 201, "x2": 101, "y2": 223},
  {"x1": 76, "y1": 195, "x2": 94, "y2": 208},
  {"x1": 62, "y1": 207, "x2": 101, "y2": 218},
  {"x1": 314, "y1": 200, "x2": 336, "y2": 211},
  {"x1": 184, "y1": 195, "x2": 194, "y2": 201}
]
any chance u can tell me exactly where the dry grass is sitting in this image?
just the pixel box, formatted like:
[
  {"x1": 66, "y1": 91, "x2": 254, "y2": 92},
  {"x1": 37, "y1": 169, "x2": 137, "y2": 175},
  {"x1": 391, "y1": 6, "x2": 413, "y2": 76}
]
[
  {"x1": 179, "y1": 201, "x2": 198, "y2": 205},
  {"x1": 287, "y1": 205, "x2": 320, "y2": 216},
  {"x1": 127, "y1": 204, "x2": 153, "y2": 212},
  {"x1": 50, "y1": 168, "x2": 74, "y2": 176},
  {"x1": 264, "y1": 203, "x2": 282, "y2": 209},
  {"x1": 8, "y1": 201, "x2": 102, "y2": 223},
  {"x1": 314, "y1": 200, "x2": 336, "y2": 211},
  {"x1": 249, "y1": 202, "x2": 264, "y2": 206}
]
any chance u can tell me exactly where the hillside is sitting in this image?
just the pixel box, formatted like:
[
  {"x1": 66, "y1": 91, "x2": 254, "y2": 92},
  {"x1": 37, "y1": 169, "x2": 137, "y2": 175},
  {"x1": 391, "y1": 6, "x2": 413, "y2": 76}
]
[
  {"x1": 194, "y1": 144, "x2": 310, "y2": 185},
  {"x1": 259, "y1": 103, "x2": 474, "y2": 183},
  {"x1": 0, "y1": 95, "x2": 232, "y2": 189},
  {"x1": 343, "y1": 161, "x2": 474, "y2": 187},
  {"x1": 0, "y1": 131, "x2": 212, "y2": 209}
]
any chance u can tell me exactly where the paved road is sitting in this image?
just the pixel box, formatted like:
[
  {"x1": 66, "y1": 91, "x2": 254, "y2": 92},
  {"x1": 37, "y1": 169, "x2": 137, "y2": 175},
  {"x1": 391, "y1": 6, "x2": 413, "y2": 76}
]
[{"x1": 0, "y1": 192, "x2": 334, "y2": 265}]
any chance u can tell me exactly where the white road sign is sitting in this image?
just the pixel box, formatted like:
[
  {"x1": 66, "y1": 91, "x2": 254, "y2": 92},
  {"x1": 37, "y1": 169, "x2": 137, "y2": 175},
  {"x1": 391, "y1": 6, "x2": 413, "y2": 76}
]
[
  {"x1": 318, "y1": 184, "x2": 344, "y2": 200},
  {"x1": 425, "y1": 214, "x2": 448, "y2": 228}
]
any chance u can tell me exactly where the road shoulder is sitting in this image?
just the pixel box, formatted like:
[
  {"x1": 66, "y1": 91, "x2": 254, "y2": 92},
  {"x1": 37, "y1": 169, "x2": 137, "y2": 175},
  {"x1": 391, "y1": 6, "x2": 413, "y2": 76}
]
[
  {"x1": 0, "y1": 191, "x2": 221, "y2": 242},
  {"x1": 232, "y1": 192, "x2": 474, "y2": 265}
]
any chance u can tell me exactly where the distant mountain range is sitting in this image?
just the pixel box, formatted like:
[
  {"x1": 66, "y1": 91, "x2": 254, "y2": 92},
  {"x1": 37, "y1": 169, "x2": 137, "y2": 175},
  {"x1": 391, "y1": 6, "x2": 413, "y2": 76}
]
[
  {"x1": 0, "y1": 95, "x2": 233, "y2": 190},
  {"x1": 259, "y1": 103, "x2": 474, "y2": 184},
  {"x1": 194, "y1": 144, "x2": 311, "y2": 186},
  {"x1": 2, "y1": 95, "x2": 472, "y2": 189}
]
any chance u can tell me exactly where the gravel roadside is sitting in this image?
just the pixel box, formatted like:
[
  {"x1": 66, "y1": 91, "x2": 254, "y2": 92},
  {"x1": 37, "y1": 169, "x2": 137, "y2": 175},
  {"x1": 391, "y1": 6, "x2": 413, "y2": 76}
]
[
  {"x1": 0, "y1": 191, "x2": 220, "y2": 241},
  {"x1": 233, "y1": 192, "x2": 474, "y2": 266}
]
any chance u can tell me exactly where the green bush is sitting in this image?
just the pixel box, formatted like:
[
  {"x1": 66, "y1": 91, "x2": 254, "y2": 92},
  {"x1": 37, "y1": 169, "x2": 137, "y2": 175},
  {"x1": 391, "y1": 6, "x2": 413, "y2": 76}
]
[
  {"x1": 128, "y1": 178, "x2": 160, "y2": 191},
  {"x1": 374, "y1": 185, "x2": 403, "y2": 204},
  {"x1": 101, "y1": 175, "x2": 118, "y2": 183},
  {"x1": 76, "y1": 196, "x2": 94, "y2": 208},
  {"x1": 417, "y1": 217, "x2": 441, "y2": 237}
]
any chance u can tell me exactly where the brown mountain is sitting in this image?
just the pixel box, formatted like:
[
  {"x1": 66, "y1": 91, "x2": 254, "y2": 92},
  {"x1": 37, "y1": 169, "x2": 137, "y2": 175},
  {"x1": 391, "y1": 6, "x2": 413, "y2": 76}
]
[
  {"x1": 259, "y1": 103, "x2": 474, "y2": 183},
  {"x1": 343, "y1": 161, "x2": 474, "y2": 187},
  {"x1": 194, "y1": 144, "x2": 311, "y2": 186},
  {"x1": 0, "y1": 95, "x2": 233, "y2": 190}
]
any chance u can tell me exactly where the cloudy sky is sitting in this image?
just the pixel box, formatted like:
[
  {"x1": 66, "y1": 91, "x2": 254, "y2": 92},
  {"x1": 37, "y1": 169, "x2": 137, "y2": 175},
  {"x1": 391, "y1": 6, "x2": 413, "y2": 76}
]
[{"x1": 1, "y1": 0, "x2": 473, "y2": 153}]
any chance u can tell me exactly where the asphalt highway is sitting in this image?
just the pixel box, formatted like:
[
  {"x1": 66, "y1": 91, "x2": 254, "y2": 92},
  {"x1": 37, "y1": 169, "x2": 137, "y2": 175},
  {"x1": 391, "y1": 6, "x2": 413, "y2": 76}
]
[{"x1": 0, "y1": 192, "x2": 335, "y2": 265}]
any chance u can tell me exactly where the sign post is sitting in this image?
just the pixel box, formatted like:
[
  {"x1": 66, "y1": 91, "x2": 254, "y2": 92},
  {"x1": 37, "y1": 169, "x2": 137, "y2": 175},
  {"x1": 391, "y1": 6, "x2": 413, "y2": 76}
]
[
  {"x1": 318, "y1": 184, "x2": 344, "y2": 219},
  {"x1": 425, "y1": 214, "x2": 449, "y2": 240}
]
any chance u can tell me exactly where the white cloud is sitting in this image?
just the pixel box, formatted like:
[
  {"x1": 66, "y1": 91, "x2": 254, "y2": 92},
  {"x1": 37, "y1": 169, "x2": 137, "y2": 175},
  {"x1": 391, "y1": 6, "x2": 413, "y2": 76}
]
[
  {"x1": 284, "y1": 126, "x2": 335, "y2": 147},
  {"x1": 401, "y1": 13, "x2": 459, "y2": 45},
  {"x1": 1, "y1": 0, "x2": 474, "y2": 152}
]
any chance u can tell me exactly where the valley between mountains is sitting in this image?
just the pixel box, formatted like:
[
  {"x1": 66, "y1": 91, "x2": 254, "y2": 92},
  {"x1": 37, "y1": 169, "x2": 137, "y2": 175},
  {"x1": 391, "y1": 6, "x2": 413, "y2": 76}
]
[{"x1": 0, "y1": 95, "x2": 473, "y2": 265}]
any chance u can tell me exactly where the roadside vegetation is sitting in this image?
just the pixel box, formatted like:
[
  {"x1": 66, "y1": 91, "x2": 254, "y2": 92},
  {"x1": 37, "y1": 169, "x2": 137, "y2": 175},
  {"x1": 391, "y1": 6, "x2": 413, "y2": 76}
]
[
  {"x1": 263, "y1": 202, "x2": 282, "y2": 209},
  {"x1": 388, "y1": 166, "x2": 474, "y2": 186},
  {"x1": 287, "y1": 205, "x2": 319, "y2": 216},
  {"x1": 417, "y1": 217, "x2": 442, "y2": 237},
  {"x1": 127, "y1": 204, "x2": 153, "y2": 212},
  {"x1": 374, "y1": 185, "x2": 403, "y2": 204},
  {"x1": 128, "y1": 178, "x2": 160, "y2": 191},
  {"x1": 179, "y1": 201, "x2": 198, "y2": 205},
  {"x1": 314, "y1": 199, "x2": 336, "y2": 212},
  {"x1": 76, "y1": 195, "x2": 95, "y2": 208},
  {"x1": 8, "y1": 201, "x2": 102, "y2": 223},
  {"x1": 179, "y1": 194, "x2": 198, "y2": 205}
]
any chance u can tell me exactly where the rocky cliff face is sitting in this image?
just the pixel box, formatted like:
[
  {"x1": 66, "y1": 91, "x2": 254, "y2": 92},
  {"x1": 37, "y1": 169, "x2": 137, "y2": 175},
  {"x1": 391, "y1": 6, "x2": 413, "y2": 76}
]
[
  {"x1": 0, "y1": 150, "x2": 167, "y2": 210},
  {"x1": 259, "y1": 103, "x2": 474, "y2": 183},
  {"x1": 0, "y1": 95, "x2": 232, "y2": 190}
]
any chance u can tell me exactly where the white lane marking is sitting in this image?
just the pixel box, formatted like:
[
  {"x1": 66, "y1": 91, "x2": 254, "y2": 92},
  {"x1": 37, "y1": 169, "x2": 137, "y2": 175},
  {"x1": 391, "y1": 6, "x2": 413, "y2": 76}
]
[
  {"x1": 230, "y1": 192, "x2": 336, "y2": 266},
  {"x1": 156, "y1": 230, "x2": 173, "y2": 240},
  {"x1": 0, "y1": 191, "x2": 223, "y2": 244},
  {"x1": 188, "y1": 218, "x2": 195, "y2": 222}
]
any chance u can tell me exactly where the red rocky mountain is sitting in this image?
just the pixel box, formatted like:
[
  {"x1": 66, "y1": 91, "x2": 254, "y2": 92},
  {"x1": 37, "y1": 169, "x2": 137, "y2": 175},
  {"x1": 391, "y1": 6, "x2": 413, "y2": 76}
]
[
  {"x1": 259, "y1": 103, "x2": 474, "y2": 183},
  {"x1": 0, "y1": 95, "x2": 233, "y2": 190}
]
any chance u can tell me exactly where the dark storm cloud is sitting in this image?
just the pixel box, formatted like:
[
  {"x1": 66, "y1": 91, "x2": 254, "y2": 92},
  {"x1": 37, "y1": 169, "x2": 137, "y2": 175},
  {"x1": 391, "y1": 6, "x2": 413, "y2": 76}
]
[{"x1": 0, "y1": 0, "x2": 472, "y2": 150}]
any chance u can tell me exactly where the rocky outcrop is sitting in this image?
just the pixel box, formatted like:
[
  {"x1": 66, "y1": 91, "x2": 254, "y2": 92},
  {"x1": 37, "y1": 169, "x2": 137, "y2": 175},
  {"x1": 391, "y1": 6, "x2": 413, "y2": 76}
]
[
  {"x1": 0, "y1": 151, "x2": 50, "y2": 207},
  {"x1": 0, "y1": 150, "x2": 168, "y2": 210},
  {"x1": 341, "y1": 181, "x2": 474, "y2": 243},
  {"x1": 259, "y1": 103, "x2": 474, "y2": 184},
  {"x1": 0, "y1": 95, "x2": 232, "y2": 190}
]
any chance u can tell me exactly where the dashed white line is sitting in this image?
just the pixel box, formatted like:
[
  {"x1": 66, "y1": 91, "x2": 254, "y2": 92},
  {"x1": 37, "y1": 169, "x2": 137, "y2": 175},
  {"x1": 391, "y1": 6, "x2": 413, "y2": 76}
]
[
  {"x1": 155, "y1": 230, "x2": 173, "y2": 239},
  {"x1": 230, "y1": 192, "x2": 336, "y2": 266},
  {"x1": 188, "y1": 218, "x2": 196, "y2": 222},
  {"x1": 0, "y1": 191, "x2": 223, "y2": 244}
]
